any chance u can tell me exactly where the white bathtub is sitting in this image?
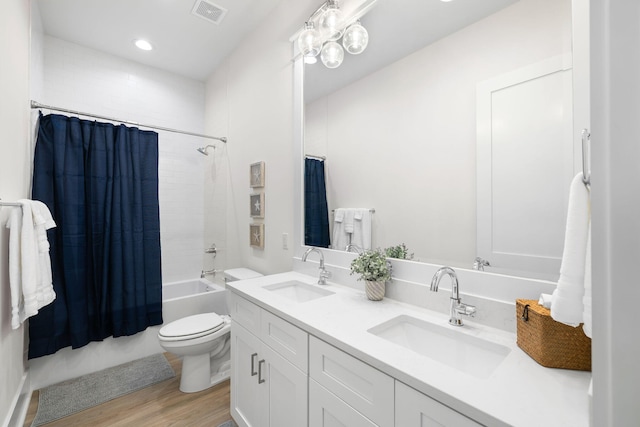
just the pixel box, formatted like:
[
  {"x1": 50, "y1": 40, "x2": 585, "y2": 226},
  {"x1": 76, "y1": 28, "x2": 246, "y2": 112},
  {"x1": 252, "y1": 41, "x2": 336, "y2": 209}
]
[{"x1": 162, "y1": 278, "x2": 229, "y2": 324}]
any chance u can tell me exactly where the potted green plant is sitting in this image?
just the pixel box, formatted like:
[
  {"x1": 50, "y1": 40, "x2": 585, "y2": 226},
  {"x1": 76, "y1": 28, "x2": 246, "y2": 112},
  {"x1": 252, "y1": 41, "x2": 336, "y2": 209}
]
[
  {"x1": 384, "y1": 243, "x2": 414, "y2": 260},
  {"x1": 350, "y1": 248, "x2": 392, "y2": 301}
]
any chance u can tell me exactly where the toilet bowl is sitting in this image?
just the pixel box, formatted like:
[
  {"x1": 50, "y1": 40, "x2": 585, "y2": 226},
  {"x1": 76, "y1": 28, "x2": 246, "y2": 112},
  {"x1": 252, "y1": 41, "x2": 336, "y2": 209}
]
[
  {"x1": 158, "y1": 268, "x2": 263, "y2": 393},
  {"x1": 158, "y1": 313, "x2": 231, "y2": 392}
]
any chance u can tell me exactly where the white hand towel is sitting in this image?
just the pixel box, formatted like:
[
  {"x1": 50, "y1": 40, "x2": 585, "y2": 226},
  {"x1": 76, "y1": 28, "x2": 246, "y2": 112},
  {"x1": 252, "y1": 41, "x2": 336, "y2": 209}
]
[
  {"x1": 332, "y1": 208, "x2": 349, "y2": 250},
  {"x1": 343, "y1": 209, "x2": 356, "y2": 234},
  {"x1": 551, "y1": 173, "x2": 591, "y2": 327},
  {"x1": 350, "y1": 208, "x2": 372, "y2": 251},
  {"x1": 582, "y1": 225, "x2": 592, "y2": 338},
  {"x1": 7, "y1": 207, "x2": 25, "y2": 329},
  {"x1": 31, "y1": 200, "x2": 56, "y2": 309},
  {"x1": 6, "y1": 200, "x2": 57, "y2": 329},
  {"x1": 18, "y1": 200, "x2": 40, "y2": 318},
  {"x1": 538, "y1": 293, "x2": 553, "y2": 309}
]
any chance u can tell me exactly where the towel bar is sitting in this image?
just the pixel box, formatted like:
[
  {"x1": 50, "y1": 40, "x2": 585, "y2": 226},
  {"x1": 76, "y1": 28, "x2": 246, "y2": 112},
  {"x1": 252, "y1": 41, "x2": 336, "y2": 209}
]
[
  {"x1": 331, "y1": 208, "x2": 375, "y2": 214},
  {"x1": 0, "y1": 198, "x2": 22, "y2": 208},
  {"x1": 581, "y1": 129, "x2": 591, "y2": 188}
]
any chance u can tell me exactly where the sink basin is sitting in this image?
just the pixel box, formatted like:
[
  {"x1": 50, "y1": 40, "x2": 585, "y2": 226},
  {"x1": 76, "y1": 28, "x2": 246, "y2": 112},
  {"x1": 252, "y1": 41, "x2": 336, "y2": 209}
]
[
  {"x1": 368, "y1": 315, "x2": 510, "y2": 378},
  {"x1": 264, "y1": 281, "x2": 335, "y2": 303}
]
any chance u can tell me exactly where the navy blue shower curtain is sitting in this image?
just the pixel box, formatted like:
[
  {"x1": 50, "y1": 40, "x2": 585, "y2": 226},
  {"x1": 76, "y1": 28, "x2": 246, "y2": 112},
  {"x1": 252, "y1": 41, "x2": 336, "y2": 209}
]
[
  {"x1": 304, "y1": 158, "x2": 330, "y2": 248},
  {"x1": 29, "y1": 113, "x2": 163, "y2": 359}
]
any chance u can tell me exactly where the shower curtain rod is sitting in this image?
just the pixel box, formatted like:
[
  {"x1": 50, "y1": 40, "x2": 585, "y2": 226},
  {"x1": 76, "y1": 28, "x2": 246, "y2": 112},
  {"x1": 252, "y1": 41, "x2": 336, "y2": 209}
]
[{"x1": 30, "y1": 101, "x2": 227, "y2": 143}]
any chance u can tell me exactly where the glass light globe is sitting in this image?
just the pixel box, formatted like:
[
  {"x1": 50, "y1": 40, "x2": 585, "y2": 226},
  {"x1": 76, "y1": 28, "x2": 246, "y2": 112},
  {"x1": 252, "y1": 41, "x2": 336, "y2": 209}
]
[
  {"x1": 297, "y1": 22, "x2": 322, "y2": 58},
  {"x1": 319, "y1": 1, "x2": 344, "y2": 42},
  {"x1": 320, "y1": 41, "x2": 344, "y2": 69},
  {"x1": 304, "y1": 54, "x2": 318, "y2": 64},
  {"x1": 342, "y1": 21, "x2": 369, "y2": 55}
]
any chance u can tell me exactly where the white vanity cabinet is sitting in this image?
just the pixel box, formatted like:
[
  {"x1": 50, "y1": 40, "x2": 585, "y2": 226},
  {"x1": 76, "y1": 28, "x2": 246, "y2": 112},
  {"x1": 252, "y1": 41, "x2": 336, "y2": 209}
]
[
  {"x1": 229, "y1": 293, "x2": 308, "y2": 427},
  {"x1": 309, "y1": 379, "x2": 379, "y2": 427},
  {"x1": 395, "y1": 381, "x2": 482, "y2": 427},
  {"x1": 309, "y1": 336, "x2": 394, "y2": 427}
]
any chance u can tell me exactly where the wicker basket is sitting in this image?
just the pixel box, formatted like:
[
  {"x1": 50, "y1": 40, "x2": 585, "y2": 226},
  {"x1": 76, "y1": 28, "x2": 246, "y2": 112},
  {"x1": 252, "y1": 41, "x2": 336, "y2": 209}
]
[{"x1": 516, "y1": 299, "x2": 591, "y2": 371}]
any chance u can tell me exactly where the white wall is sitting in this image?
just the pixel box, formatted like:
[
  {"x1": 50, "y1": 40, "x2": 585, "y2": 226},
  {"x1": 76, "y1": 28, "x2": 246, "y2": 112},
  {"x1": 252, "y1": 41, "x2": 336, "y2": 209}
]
[
  {"x1": 590, "y1": 0, "x2": 640, "y2": 424},
  {"x1": 305, "y1": 0, "x2": 571, "y2": 267},
  {"x1": 0, "y1": 0, "x2": 32, "y2": 424},
  {"x1": 27, "y1": 35, "x2": 214, "y2": 389},
  {"x1": 203, "y1": 64, "x2": 230, "y2": 280},
  {"x1": 205, "y1": 0, "x2": 318, "y2": 275}
]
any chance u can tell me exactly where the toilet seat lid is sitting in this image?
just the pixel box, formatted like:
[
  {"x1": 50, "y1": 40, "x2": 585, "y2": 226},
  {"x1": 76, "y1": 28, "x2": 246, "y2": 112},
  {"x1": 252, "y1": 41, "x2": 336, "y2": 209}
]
[{"x1": 159, "y1": 313, "x2": 225, "y2": 339}]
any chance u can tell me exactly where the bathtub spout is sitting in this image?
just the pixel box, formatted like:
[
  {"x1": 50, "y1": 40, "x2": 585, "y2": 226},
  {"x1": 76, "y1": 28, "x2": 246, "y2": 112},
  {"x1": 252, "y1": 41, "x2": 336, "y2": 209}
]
[{"x1": 201, "y1": 269, "x2": 221, "y2": 278}]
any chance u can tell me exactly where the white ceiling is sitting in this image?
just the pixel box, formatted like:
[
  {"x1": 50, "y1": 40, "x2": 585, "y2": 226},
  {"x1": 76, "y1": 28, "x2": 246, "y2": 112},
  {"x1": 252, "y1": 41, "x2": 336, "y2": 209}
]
[
  {"x1": 35, "y1": 0, "x2": 283, "y2": 81},
  {"x1": 35, "y1": 0, "x2": 518, "y2": 90}
]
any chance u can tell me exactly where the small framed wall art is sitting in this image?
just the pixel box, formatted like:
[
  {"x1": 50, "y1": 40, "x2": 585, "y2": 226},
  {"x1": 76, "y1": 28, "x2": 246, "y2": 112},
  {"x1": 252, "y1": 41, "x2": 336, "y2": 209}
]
[
  {"x1": 250, "y1": 161, "x2": 265, "y2": 188},
  {"x1": 250, "y1": 223, "x2": 265, "y2": 249},
  {"x1": 250, "y1": 193, "x2": 265, "y2": 218}
]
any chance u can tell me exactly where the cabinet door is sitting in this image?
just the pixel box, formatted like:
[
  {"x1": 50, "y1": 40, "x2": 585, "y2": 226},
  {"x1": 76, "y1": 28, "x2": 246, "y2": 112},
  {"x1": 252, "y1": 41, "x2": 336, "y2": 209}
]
[
  {"x1": 260, "y1": 344, "x2": 308, "y2": 427},
  {"x1": 309, "y1": 379, "x2": 378, "y2": 427},
  {"x1": 229, "y1": 292, "x2": 261, "y2": 335},
  {"x1": 310, "y1": 337, "x2": 393, "y2": 426},
  {"x1": 260, "y1": 309, "x2": 308, "y2": 373},
  {"x1": 231, "y1": 322, "x2": 264, "y2": 427},
  {"x1": 395, "y1": 381, "x2": 481, "y2": 427}
]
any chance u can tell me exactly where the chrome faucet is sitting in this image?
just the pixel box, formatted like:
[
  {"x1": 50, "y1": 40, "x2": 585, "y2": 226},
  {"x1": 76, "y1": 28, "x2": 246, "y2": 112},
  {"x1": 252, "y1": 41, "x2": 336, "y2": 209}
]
[
  {"x1": 302, "y1": 247, "x2": 332, "y2": 285},
  {"x1": 345, "y1": 243, "x2": 363, "y2": 254},
  {"x1": 473, "y1": 256, "x2": 490, "y2": 271},
  {"x1": 429, "y1": 266, "x2": 476, "y2": 327},
  {"x1": 201, "y1": 243, "x2": 219, "y2": 278},
  {"x1": 201, "y1": 268, "x2": 220, "y2": 278}
]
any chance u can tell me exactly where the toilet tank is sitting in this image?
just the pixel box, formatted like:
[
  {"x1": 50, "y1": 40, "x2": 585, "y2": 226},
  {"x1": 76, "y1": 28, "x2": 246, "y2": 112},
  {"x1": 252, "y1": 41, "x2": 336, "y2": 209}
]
[{"x1": 224, "y1": 268, "x2": 263, "y2": 283}]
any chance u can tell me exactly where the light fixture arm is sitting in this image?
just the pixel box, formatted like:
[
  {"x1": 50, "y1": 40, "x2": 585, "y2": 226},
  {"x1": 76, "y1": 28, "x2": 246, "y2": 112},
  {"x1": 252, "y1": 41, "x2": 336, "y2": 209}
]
[{"x1": 306, "y1": 1, "x2": 331, "y2": 24}]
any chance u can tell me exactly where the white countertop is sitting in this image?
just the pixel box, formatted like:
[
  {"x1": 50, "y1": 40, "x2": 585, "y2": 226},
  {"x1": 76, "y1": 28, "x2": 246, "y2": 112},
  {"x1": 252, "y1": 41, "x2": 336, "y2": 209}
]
[{"x1": 227, "y1": 271, "x2": 591, "y2": 427}]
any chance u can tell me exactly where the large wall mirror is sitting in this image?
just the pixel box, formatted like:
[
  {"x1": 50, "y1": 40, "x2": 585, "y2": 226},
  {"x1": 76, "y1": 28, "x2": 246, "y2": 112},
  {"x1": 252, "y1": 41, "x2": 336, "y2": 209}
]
[{"x1": 301, "y1": 0, "x2": 577, "y2": 281}]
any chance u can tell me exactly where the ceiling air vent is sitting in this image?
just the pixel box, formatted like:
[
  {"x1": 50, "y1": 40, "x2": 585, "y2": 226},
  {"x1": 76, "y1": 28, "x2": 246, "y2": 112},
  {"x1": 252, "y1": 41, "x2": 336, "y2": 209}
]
[{"x1": 191, "y1": 0, "x2": 228, "y2": 25}]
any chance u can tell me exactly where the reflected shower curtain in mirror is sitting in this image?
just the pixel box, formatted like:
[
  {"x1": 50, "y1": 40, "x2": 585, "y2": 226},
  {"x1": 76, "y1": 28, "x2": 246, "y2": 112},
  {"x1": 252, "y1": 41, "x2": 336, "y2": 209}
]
[
  {"x1": 304, "y1": 158, "x2": 330, "y2": 248},
  {"x1": 28, "y1": 113, "x2": 163, "y2": 359}
]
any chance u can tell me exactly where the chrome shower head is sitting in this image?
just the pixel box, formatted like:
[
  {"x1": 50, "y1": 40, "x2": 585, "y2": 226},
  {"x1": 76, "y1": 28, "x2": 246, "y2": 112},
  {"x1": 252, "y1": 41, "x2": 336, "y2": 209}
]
[{"x1": 197, "y1": 145, "x2": 216, "y2": 156}]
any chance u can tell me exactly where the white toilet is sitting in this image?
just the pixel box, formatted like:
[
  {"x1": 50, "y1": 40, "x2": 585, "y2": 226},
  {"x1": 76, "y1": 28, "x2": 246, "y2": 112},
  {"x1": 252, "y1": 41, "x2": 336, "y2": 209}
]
[{"x1": 158, "y1": 268, "x2": 263, "y2": 393}]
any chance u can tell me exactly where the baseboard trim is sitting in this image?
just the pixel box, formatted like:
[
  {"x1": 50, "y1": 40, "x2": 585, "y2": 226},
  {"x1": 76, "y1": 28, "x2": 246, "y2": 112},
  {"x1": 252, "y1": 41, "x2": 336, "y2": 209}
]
[{"x1": 3, "y1": 372, "x2": 30, "y2": 427}]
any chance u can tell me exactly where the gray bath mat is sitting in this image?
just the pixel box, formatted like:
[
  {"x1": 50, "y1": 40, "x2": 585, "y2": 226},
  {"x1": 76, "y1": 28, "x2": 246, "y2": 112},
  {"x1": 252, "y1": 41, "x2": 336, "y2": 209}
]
[
  {"x1": 218, "y1": 421, "x2": 238, "y2": 427},
  {"x1": 31, "y1": 353, "x2": 175, "y2": 426}
]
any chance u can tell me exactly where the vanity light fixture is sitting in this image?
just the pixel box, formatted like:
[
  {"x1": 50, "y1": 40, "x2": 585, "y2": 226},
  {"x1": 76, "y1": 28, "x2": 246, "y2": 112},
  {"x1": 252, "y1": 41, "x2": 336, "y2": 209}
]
[
  {"x1": 342, "y1": 20, "x2": 368, "y2": 55},
  {"x1": 134, "y1": 39, "x2": 153, "y2": 51},
  {"x1": 297, "y1": 0, "x2": 369, "y2": 69},
  {"x1": 319, "y1": 0, "x2": 345, "y2": 42},
  {"x1": 298, "y1": 22, "x2": 323, "y2": 63},
  {"x1": 320, "y1": 41, "x2": 345, "y2": 68}
]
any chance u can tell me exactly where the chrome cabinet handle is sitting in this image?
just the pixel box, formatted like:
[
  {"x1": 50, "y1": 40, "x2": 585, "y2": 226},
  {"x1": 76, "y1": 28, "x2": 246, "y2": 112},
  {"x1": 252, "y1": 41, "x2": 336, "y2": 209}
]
[
  {"x1": 258, "y1": 359, "x2": 266, "y2": 384},
  {"x1": 251, "y1": 353, "x2": 258, "y2": 376}
]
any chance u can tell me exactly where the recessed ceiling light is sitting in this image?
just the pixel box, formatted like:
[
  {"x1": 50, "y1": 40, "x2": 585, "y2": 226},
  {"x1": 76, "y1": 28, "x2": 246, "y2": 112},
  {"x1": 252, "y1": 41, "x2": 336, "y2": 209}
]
[{"x1": 134, "y1": 39, "x2": 153, "y2": 51}]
